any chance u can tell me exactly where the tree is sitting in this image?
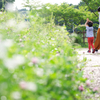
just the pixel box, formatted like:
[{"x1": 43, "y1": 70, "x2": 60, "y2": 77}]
[
  {"x1": 82, "y1": 0, "x2": 99, "y2": 17},
  {"x1": 42, "y1": 3, "x2": 88, "y2": 32},
  {"x1": 30, "y1": 1, "x2": 99, "y2": 32},
  {"x1": 0, "y1": 0, "x2": 15, "y2": 10}
]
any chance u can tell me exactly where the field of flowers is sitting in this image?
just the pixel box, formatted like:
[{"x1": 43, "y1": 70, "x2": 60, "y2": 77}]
[{"x1": 0, "y1": 11, "x2": 93, "y2": 100}]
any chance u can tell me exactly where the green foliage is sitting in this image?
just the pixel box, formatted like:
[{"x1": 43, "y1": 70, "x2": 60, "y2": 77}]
[
  {"x1": 81, "y1": 0, "x2": 99, "y2": 25},
  {"x1": 68, "y1": 33, "x2": 83, "y2": 48},
  {"x1": 0, "y1": 11, "x2": 90, "y2": 100},
  {"x1": 32, "y1": 2, "x2": 99, "y2": 33},
  {"x1": 0, "y1": 0, "x2": 99, "y2": 98},
  {"x1": 82, "y1": 0, "x2": 99, "y2": 12},
  {"x1": 74, "y1": 34, "x2": 82, "y2": 44}
]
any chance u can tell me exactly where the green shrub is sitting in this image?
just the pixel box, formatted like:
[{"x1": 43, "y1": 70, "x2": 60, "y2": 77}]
[{"x1": 0, "y1": 11, "x2": 93, "y2": 100}]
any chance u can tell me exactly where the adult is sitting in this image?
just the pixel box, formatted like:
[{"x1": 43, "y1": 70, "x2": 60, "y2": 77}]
[{"x1": 93, "y1": 7, "x2": 100, "y2": 53}]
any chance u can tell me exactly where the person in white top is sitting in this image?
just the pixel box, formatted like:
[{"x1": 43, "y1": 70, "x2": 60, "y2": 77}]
[{"x1": 85, "y1": 18, "x2": 95, "y2": 53}]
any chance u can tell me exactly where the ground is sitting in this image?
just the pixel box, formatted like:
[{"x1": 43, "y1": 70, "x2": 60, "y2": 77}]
[{"x1": 76, "y1": 48, "x2": 100, "y2": 100}]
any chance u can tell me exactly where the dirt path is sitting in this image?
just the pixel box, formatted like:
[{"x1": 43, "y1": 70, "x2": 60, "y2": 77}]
[
  {"x1": 77, "y1": 48, "x2": 100, "y2": 67},
  {"x1": 76, "y1": 48, "x2": 100, "y2": 100}
]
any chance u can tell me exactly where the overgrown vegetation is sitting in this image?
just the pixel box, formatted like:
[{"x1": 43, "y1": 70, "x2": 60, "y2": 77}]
[{"x1": 0, "y1": 0, "x2": 99, "y2": 99}]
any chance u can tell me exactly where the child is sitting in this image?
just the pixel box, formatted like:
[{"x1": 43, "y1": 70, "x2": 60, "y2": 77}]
[{"x1": 85, "y1": 18, "x2": 95, "y2": 53}]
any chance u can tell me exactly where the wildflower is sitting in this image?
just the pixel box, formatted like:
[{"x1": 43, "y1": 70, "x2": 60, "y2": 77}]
[
  {"x1": 26, "y1": 82, "x2": 37, "y2": 91},
  {"x1": 13, "y1": 55, "x2": 25, "y2": 65},
  {"x1": 3, "y1": 39, "x2": 13, "y2": 48},
  {"x1": 19, "y1": 81, "x2": 27, "y2": 89},
  {"x1": 91, "y1": 69, "x2": 95, "y2": 72},
  {"x1": 56, "y1": 53, "x2": 60, "y2": 56},
  {"x1": 17, "y1": 21, "x2": 29, "y2": 31},
  {"x1": 35, "y1": 68, "x2": 44, "y2": 77},
  {"x1": 28, "y1": 62, "x2": 33, "y2": 67},
  {"x1": 12, "y1": 92, "x2": 21, "y2": 100},
  {"x1": 32, "y1": 57, "x2": 38, "y2": 64},
  {"x1": 4, "y1": 55, "x2": 25, "y2": 69},
  {"x1": 6, "y1": 19, "x2": 16, "y2": 27},
  {"x1": 19, "y1": 39, "x2": 22, "y2": 42},
  {"x1": 0, "y1": 39, "x2": 13, "y2": 59},
  {"x1": 0, "y1": 12, "x2": 2, "y2": 14},
  {"x1": 21, "y1": 44, "x2": 24, "y2": 47},
  {"x1": 86, "y1": 80, "x2": 91, "y2": 86},
  {"x1": 83, "y1": 52, "x2": 85, "y2": 54},
  {"x1": 18, "y1": 34, "x2": 20, "y2": 36},
  {"x1": 19, "y1": 81, "x2": 37, "y2": 91},
  {"x1": 93, "y1": 87, "x2": 98, "y2": 92},
  {"x1": 23, "y1": 35, "x2": 26, "y2": 38},
  {"x1": 78, "y1": 85, "x2": 84, "y2": 91},
  {"x1": 1, "y1": 96, "x2": 7, "y2": 100},
  {"x1": 84, "y1": 75, "x2": 89, "y2": 79},
  {"x1": 55, "y1": 48, "x2": 57, "y2": 50},
  {"x1": 56, "y1": 51, "x2": 59, "y2": 53}
]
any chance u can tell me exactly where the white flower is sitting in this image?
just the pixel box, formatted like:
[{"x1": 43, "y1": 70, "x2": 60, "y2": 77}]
[
  {"x1": 19, "y1": 39, "x2": 22, "y2": 42},
  {"x1": 0, "y1": 45, "x2": 7, "y2": 59},
  {"x1": 6, "y1": 19, "x2": 16, "y2": 27},
  {"x1": 55, "y1": 48, "x2": 57, "y2": 50},
  {"x1": 17, "y1": 21, "x2": 29, "y2": 31},
  {"x1": 32, "y1": 48, "x2": 35, "y2": 52},
  {"x1": 19, "y1": 81, "x2": 37, "y2": 92},
  {"x1": 1, "y1": 96, "x2": 7, "y2": 100},
  {"x1": 28, "y1": 62, "x2": 33, "y2": 67},
  {"x1": 0, "y1": 39, "x2": 13, "y2": 59},
  {"x1": 35, "y1": 68, "x2": 44, "y2": 77},
  {"x1": 11, "y1": 91, "x2": 21, "y2": 100},
  {"x1": 51, "y1": 38, "x2": 55, "y2": 40},
  {"x1": 19, "y1": 81, "x2": 27, "y2": 89},
  {"x1": 4, "y1": 55, "x2": 25, "y2": 69},
  {"x1": 4, "y1": 58, "x2": 17, "y2": 69},
  {"x1": 14, "y1": 55, "x2": 25, "y2": 65},
  {"x1": 26, "y1": 82, "x2": 37, "y2": 91},
  {"x1": 0, "y1": 12, "x2": 2, "y2": 14},
  {"x1": 3, "y1": 39, "x2": 13, "y2": 48}
]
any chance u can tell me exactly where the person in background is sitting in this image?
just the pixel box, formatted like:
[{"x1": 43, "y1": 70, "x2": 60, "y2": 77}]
[
  {"x1": 85, "y1": 18, "x2": 95, "y2": 53},
  {"x1": 93, "y1": 7, "x2": 100, "y2": 52}
]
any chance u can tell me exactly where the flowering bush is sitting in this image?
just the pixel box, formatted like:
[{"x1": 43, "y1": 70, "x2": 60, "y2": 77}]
[{"x1": 0, "y1": 11, "x2": 95, "y2": 100}]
